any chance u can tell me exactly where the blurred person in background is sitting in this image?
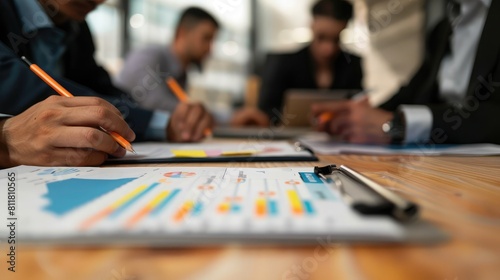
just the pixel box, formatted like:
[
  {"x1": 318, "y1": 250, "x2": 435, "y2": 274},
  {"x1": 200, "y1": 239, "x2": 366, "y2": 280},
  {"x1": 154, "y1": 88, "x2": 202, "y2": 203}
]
[
  {"x1": 312, "y1": 0, "x2": 500, "y2": 144},
  {"x1": 117, "y1": 7, "x2": 219, "y2": 113},
  {"x1": 0, "y1": 0, "x2": 212, "y2": 143},
  {"x1": 231, "y1": 0, "x2": 363, "y2": 127}
]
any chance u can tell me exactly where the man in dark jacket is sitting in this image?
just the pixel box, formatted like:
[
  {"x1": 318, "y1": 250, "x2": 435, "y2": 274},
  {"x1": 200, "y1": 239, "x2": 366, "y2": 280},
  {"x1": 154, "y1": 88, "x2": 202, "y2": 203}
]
[{"x1": 313, "y1": 0, "x2": 500, "y2": 145}]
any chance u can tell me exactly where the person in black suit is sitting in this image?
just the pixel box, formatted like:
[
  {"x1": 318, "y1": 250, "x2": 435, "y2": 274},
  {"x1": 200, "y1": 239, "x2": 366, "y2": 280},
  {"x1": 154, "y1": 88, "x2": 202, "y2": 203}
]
[
  {"x1": 231, "y1": 0, "x2": 362, "y2": 127},
  {"x1": 0, "y1": 0, "x2": 213, "y2": 151},
  {"x1": 313, "y1": 0, "x2": 500, "y2": 145}
]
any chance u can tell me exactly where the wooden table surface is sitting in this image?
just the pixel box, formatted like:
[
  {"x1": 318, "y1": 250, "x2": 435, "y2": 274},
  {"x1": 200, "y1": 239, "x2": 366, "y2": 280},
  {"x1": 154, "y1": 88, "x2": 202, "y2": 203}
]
[{"x1": 2, "y1": 153, "x2": 500, "y2": 280}]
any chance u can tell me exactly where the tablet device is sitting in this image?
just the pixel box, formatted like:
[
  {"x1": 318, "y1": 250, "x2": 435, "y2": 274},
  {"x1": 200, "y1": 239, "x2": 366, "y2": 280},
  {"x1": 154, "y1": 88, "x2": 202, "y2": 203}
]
[{"x1": 282, "y1": 89, "x2": 359, "y2": 127}]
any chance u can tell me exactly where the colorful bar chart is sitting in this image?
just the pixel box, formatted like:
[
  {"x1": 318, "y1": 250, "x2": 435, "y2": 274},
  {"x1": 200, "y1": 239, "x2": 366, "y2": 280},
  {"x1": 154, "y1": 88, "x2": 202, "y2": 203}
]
[
  {"x1": 126, "y1": 191, "x2": 170, "y2": 228},
  {"x1": 54, "y1": 168, "x2": 329, "y2": 232},
  {"x1": 287, "y1": 190, "x2": 315, "y2": 216},
  {"x1": 80, "y1": 182, "x2": 158, "y2": 230},
  {"x1": 218, "y1": 201, "x2": 231, "y2": 213},
  {"x1": 256, "y1": 197, "x2": 267, "y2": 217},
  {"x1": 150, "y1": 189, "x2": 180, "y2": 216},
  {"x1": 218, "y1": 197, "x2": 243, "y2": 214},
  {"x1": 255, "y1": 197, "x2": 279, "y2": 217},
  {"x1": 192, "y1": 202, "x2": 204, "y2": 216},
  {"x1": 126, "y1": 189, "x2": 181, "y2": 228},
  {"x1": 287, "y1": 190, "x2": 303, "y2": 215},
  {"x1": 268, "y1": 200, "x2": 278, "y2": 215},
  {"x1": 173, "y1": 200, "x2": 195, "y2": 222}
]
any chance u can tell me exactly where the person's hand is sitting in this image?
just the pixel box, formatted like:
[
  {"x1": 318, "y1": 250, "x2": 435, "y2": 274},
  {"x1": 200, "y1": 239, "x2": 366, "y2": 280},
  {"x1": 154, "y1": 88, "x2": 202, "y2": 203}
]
[
  {"x1": 167, "y1": 102, "x2": 214, "y2": 142},
  {"x1": 0, "y1": 96, "x2": 136, "y2": 167},
  {"x1": 311, "y1": 97, "x2": 393, "y2": 144},
  {"x1": 230, "y1": 107, "x2": 270, "y2": 127}
]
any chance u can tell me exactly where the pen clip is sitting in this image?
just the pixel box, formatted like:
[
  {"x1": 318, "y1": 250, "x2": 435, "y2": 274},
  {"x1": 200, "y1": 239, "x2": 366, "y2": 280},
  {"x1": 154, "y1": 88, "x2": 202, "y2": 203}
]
[
  {"x1": 314, "y1": 164, "x2": 354, "y2": 206},
  {"x1": 314, "y1": 165, "x2": 338, "y2": 177},
  {"x1": 314, "y1": 165, "x2": 419, "y2": 223}
]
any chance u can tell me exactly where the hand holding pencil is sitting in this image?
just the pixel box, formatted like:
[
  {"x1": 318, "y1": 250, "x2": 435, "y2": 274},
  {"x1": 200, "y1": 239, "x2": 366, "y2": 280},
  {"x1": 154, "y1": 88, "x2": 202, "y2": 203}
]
[
  {"x1": 311, "y1": 94, "x2": 393, "y2": 144},
  {"x1": 21, "y1": 56, "x2": 136, "y2": 154},
  {"x1": 14, "y1": 56, "x2": 136, "y2": 166},
  {"x1": 166, "y1": 77, "x2": 214, "y2": 142},
  {"x1": 0, "y1": 95, "x2": 135, "y2": 167}
]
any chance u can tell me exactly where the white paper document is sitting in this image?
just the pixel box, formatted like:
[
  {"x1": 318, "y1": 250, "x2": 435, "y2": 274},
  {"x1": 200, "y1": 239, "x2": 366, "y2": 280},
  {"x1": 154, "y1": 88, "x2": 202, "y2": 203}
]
[
  {"x1": 0, "y1": 166, "x2": 409, "y2": 245},
  {"x1": 299, "y1": 135, "x2": 500, "y2": 156},
  {"x1": 107, "y1": 141, "x2": 316, "y2": 163}
]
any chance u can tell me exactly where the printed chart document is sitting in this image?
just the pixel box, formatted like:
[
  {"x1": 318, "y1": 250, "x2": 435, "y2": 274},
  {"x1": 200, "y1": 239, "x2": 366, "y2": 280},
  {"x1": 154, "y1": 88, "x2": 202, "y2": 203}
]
[
  {"x1": 299, "y1": 135, "x2": 500, "y2": 156},
  {"x1": 107, "y1": 141, "x2": 317, "y2": 163},
  {"x1": 0, "y1": 166, "x2": 436, "y2": 245}
]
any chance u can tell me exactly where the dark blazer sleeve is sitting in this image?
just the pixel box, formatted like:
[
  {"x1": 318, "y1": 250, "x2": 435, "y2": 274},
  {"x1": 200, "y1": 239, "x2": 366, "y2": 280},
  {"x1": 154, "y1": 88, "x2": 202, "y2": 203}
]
[
  {"x1": 427, "y1": 38, "x2": 500, "y2": 144},
  {"x1": 379, "y1": 12, "x2": 500, "y2": 144},
  {"x1": 334, "y1": 52, "x2": 363, "y2": 90},
  {"x1": 379, "y1": 20, "x2": 452, "y2": 112},
  {"x1": 61, "y1": 22, "x2": 155, "y2": 140},
  {"x1": 257, "y1": 54, "x2": 292, "y2": 121},
  {"x1": 0, "y1": 40, "x2": 154, "y2": 141}
]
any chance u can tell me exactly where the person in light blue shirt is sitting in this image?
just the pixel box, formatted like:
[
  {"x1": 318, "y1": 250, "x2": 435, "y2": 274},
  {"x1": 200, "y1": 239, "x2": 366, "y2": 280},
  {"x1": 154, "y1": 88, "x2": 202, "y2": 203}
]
[
  {"x1": 117, "y1": 7, "x2": 219, "y2": 113},
  {"x1": 0, "y1": 0, "x2": 213, "y2": 143}
]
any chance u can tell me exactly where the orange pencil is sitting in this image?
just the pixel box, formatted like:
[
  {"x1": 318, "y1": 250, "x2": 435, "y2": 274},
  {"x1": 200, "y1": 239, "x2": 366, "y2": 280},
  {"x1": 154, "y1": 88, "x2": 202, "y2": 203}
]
[
  {"x1": 21, "y1": 56, "x2": 136, "y2": 154},
  {"x1": 318, "y1": 112, "x2": 335, "y2": 125},
  {"x1": 314, "y1": 90, "x2": 371, "y2": 126},
  {"x1": 166, "y1": 76, "x2": 212, "y2": 137}
]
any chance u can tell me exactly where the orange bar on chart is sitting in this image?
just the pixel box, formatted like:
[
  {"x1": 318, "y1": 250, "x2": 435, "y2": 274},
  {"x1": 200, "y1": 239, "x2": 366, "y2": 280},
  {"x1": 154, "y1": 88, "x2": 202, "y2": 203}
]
[
  {"x1": 173, "y1": 201, "x2": 195, "y2": 222},
  {"x1": 218, "y1": 202, "x2": 231, "y2": 213},
  {"x1": 287, "y1": 190, "x2": 303, "y2": 215},
  {"x1": 126, "y1": 191, "x2": 170, "y2": 228},
  {"x1": 256, "y1": 197, "x2": 267, "y2": 217},
  {"x1": 80, "y1": 185, "x2": 149, "y2": 230}
]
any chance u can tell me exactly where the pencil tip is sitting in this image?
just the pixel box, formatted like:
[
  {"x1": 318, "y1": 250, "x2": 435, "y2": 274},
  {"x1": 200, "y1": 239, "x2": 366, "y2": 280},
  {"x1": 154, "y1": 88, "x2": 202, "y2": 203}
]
[
  {"x1": 21, "y1": 56, "x2": 32, "y2": 65},
  {"x1": 129, "y1": 147, "x2": 137, "y2": 155}
]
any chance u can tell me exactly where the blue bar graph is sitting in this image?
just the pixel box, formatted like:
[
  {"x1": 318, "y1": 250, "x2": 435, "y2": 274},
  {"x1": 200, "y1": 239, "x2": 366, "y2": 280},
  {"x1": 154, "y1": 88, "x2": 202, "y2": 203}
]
[
  {"x1": 268, "y1": 200, "x2": 278, "y2": 215},
  {"x1": 151, "y1": 189, "x2": 181, "y2": 216},
  {"x1": 110, "y1": 183, "x2": 159, "y2": 218},
  {"x1": 192, "y1": 202, "x2": 204, "y2": 216},
  {"x1": 303, "y1": 201, "x2": 315, "y2": 215},
  {"x1": 44, "y1": 178, "x2": 137, "y2": 216}
]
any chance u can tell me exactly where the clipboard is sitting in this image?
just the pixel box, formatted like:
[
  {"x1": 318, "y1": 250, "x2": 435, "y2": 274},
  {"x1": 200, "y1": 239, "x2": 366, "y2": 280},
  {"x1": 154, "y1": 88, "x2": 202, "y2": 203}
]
[{"x1": 107, "y1": 141, "x2": 318, "y2": 164}]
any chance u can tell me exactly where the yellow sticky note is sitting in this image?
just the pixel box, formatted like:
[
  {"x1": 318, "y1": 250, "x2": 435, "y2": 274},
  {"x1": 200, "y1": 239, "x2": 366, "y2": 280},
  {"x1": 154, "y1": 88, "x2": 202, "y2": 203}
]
[
  {"x1": 220, "y1": 150, "x2": 258, "y2": 156},
  {"x1": 172, "y1": 150, "x2": 207, "y2": 158}
]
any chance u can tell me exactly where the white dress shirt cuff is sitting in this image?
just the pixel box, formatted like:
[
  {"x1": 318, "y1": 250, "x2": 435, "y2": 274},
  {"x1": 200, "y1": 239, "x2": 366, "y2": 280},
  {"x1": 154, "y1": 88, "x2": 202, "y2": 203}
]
[
  {"x1": 0, "y1": 114, "x2": 12, "y2": 118},
  {"x1": 399, "y1": 105, "x2": 433, "y2": 144},
  {"x1": 145, "y1": 111, "x2": 170, "y2": 141}
]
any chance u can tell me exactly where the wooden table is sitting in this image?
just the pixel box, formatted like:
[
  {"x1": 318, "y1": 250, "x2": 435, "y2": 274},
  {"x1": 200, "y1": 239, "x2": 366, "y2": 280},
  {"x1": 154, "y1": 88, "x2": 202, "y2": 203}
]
[{"x1": 2, "y1": 154, "x2": 500, "y2": 280}]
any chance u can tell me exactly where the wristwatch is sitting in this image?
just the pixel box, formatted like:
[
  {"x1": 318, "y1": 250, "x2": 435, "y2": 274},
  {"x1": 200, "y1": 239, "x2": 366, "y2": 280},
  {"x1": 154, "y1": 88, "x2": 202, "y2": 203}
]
[{"x1": 382, "y1": 112, "x2": 406, "y2": 144}]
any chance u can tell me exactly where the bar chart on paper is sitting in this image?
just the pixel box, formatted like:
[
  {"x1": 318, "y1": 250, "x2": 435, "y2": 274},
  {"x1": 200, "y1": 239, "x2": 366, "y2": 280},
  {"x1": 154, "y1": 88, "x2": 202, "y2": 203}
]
[{"x1": 0, "y1": 166, "x2": 405, "y2": 244}]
